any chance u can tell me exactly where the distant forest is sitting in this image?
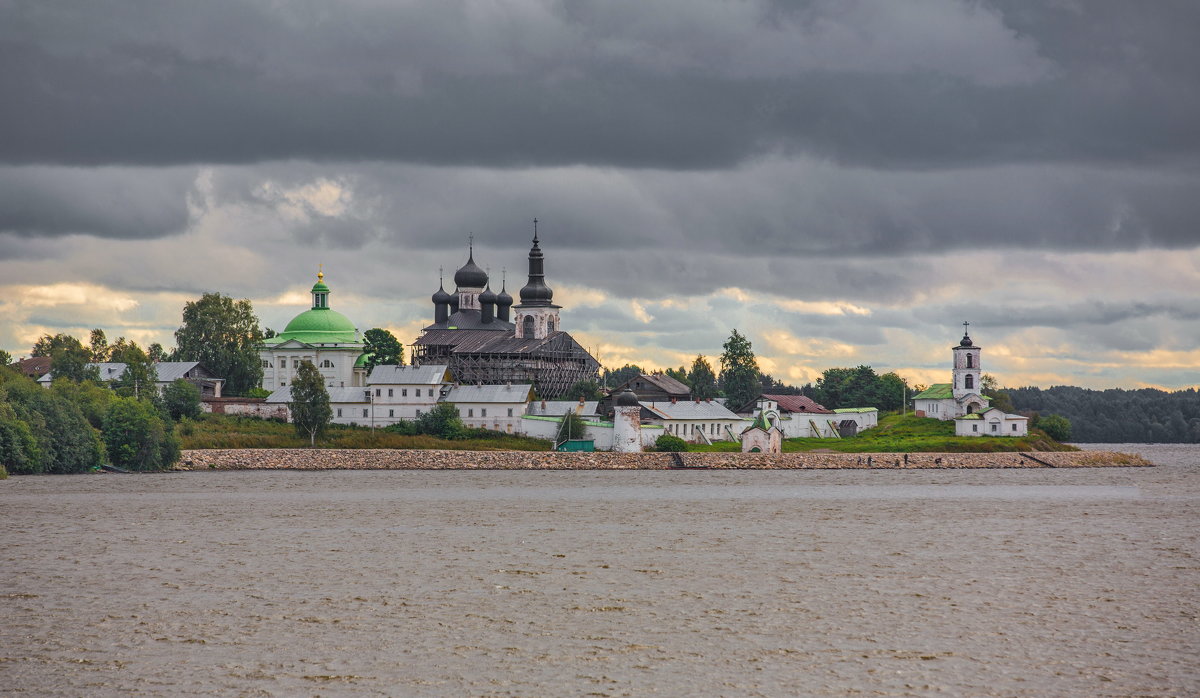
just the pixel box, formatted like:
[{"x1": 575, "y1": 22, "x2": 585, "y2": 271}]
[{"x1": 1007, "y1": 386, "x2": 1200, "y2": 443}]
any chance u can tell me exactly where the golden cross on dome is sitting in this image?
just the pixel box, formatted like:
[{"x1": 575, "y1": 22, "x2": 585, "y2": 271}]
[{"x1": 318, "y1": 263, "x2": 324, "y2": 281}]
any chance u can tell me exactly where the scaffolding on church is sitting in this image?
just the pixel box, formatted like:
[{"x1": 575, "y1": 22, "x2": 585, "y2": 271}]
[{"x1": 411, "y1": 329, "x2": 599, "y2": 399}]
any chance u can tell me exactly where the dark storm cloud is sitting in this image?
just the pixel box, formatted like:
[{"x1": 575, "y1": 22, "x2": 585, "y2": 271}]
[
  {"x1": 3, "y1": 0, "x2": 1198, "y2": 170},
  {"x1": 0, "y1": 167, "x2": 194, "y2": 239}
]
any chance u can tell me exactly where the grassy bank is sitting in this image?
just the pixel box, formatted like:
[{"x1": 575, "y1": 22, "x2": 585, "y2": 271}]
[
  {"x1": 180, "y1": 414, "x2": 552, "y2": 451},
  {"x1": 687, "y1": 414, "x2": 1078, "y2": 453}
]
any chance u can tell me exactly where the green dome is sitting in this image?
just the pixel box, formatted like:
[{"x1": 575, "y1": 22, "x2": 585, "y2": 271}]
[{"x1": 276, "y1": 308, "x2": 360, "y2": 344}]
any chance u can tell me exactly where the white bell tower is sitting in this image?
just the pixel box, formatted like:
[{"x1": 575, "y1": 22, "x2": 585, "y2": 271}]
[{"x1": 951, "y1": 321, "x2": 982, "y2": 399}]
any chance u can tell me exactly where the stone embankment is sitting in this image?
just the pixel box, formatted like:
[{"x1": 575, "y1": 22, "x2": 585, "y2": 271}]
[{"x1": 179, "y1": 449, "x2": 1152, "y2": 470}]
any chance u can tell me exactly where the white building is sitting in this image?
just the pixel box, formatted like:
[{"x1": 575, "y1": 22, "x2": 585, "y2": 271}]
[
  {"x1": 445, "y1": 383, "x2": 535, "y2": 433},
  {"x1": 641, "y1": 398, "x2": 745, "y2": 444},
  {"x1": 912, "y1": 323, "x2": 992, "y2": 420},
  {"x1": 913, "y1": 324, "x2": 1028, "y2": 436},
  {"x1": 366, "y1": 364, "x2": 452, "y2": 424},
  {"x1": 259, "y1": 270, "x2": 368, "y2": 390},
  {"x1": 955, "y1": 407, "x2": 1029, "y2": 437}
]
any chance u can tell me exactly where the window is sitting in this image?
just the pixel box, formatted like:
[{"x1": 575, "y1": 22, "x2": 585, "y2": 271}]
[
  {"x1": 972, "y1": 424, "x2": 977, "y2": 432},
  {"x1": 1012, "y1": 424, "x2": 1018, "y2": 432},
  {"x1": 481, "y1": 408, "x2": 487, "y2": 418},
  {"x1": 966, "y1": 354, "x2": 973, "y2": 368},
  {"x1": 991, "y1": 423, "x2": 998, "y2": 433},
  {"x1": 261, "y1": 359, "x2": 270, "y2": 368},
  {"x1": 468, "y1": 408, "x2": 474, "y2": 417},
  {"x1": 416, "y1": 409, "x2": 422, "y2": 417},
  {"x1": 337, "y1": 408, "x2": 343, "y2": 417},
  {"x1": 523, "y1": 315, "x2": 535, "y2": 336},
  {"x1": 428, "y1": 389, "x2": 433, "y2": 397},
  {"x1": 280, "y1": 359, "x2": 287, "y2": 369},
  {"x1": 547, "y1": 319, "x2": 555, "y2": 332},
  {"x1": 402, "y1": 388, "x2": 408, "y2": 397},
  {"x1": 965, "y1": 374, "x2": 974, "y2": 390},
  {"x1": 363, "y1": 409, "x2": 369, "y2": 418},
  {"x1": 389, "y1": 409, "x2": 394, "y2": 418},
  {"x1": 375, "y1": 388, "x2": 381, "y2": 397},
  {"x1": 321, "y1": 359, "x2": 334, "y2": 368},
  {"x1": 388, "y1": 389, "x2": 393, "y2": 397},
  {"x1": 507, "y1": 408, "x2": 513, "y2": 417}
]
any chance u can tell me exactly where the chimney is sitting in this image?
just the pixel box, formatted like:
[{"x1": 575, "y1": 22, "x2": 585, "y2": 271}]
[
  {"x1": 578, "y1": 396, "x2": 584, "y2": 405},
  {"x1": 671, "y1": 396, "x2": 677, "y2": 404},
  {"x1": 695, "y1": 398, "x2": 700, "y2": 404}
]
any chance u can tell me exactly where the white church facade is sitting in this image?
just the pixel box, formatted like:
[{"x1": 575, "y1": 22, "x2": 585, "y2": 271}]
[{"x1": 912, "y1": 324, "x2": 1027, "y2": 437}]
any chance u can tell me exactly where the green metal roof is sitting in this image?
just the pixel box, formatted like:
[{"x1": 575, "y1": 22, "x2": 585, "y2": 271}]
[
  {"x1": 833, "y1": 407, "x2": 878, "y2": 413},
  {"x1": 912, "y1": 383, "x2": 953, "y2": 400},
  {"x1": 955, "y1": 413, "x2": 983, "y2": 420},
  {"x1": 270, "y1": 308, "x2": 360, "y2": 344}
]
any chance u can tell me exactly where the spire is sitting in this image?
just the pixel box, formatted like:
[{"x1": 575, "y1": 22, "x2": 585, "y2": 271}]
[{"x1": 518, "y1": 218, "x2": 554, "y2": 306}]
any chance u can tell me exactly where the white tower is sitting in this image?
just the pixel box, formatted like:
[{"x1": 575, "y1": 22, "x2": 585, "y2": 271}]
[
  {"x1": 951, "y1": 322, "x2": 982, "y2": 399},
  {"x1": 612, "y1": 389, "x2": 642, "y2": 452}
]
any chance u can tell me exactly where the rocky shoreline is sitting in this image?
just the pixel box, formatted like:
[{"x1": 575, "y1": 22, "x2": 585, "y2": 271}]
[{"x1": 178, "y1": 448, "x2": 1153, "y2": 470}]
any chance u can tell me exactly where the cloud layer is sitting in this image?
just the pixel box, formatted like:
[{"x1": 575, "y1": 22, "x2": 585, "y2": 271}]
[{"x1": 2, "y1": 1, "x2": 1197, "y2": 389}]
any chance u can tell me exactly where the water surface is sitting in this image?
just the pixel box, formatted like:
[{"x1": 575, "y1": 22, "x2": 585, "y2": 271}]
[{"x1": 2, "y1": 446, "x2": 1196, "y2": 696}]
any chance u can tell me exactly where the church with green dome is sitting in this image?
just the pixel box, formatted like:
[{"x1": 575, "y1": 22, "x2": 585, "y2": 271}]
[{"x1": 259, "y1": 270, "x2": 369, "y2": 389}]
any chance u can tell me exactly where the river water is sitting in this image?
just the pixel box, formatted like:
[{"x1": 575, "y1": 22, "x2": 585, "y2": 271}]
[{"x1": 2, "y1": 444, "x2": 1196, "y2": 696}]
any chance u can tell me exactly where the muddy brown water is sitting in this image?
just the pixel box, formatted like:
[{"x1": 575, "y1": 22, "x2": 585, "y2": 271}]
[{"x1": 2, "y1": 444, "x2": 1196, "y2": 696}]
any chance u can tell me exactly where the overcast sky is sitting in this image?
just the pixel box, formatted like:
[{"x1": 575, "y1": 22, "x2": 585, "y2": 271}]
[{"x1": 3, "y1": 0, "x2": 1198, "y2": 390}]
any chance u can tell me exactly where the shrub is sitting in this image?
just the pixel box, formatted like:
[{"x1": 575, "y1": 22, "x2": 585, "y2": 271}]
[
  {"x1": 416, "y1": 402, "x2": 465, "y2": 440},
  {"x1": 102, "y1": 397, "x2": 180, "y2": 471},
  {"x1": 1036, "y1": 414, "x2": 1072, "y2": 442},
  {"x1": 163, "y1": 378, "x2": 203, "y2": 421},
  {"x1": 652, "y1": 434, "x2": 688, "y2": 452}
]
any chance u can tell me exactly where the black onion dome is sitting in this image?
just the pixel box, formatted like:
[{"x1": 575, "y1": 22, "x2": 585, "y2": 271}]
[
  {"x1": 496, "y1": 284, "x2": 513, "y2": 307},
  {"x1": 616, "y1": 388, "x2": 640, "y2": 407},
  {"x1": 454, "y1": 250, "x2": 488, "y2": 288},
  {"x1": 432, "y1": 282, "x2": 452, "y2": 305},
  {"x1": 959, "y1": 333, "x2": 974, "y2": 347},
  {"x1": 518, "y1": 223, "x2": 554, "y2": 305},
  {"x1": 479, "y1": 285, "x2": 497, "y2": 304}
]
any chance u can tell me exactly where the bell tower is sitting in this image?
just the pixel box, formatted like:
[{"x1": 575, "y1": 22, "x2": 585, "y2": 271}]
[
  {"x1": 952, "y1": 322, "x2": 982, "y2": 398},
  {"x1": 513, "y1": 219, "x2": 561, "y2": 339}
]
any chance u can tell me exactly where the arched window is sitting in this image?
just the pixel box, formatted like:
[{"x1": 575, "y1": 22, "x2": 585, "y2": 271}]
[
  {"x1": 966, "y1": 353, "x2": 973, "y2": 368},
  {"x1": 523, "y1": 315, "x2": 535, "y2": 337},
  {"x1": 965, "y1": 374, "x2": 974, "y2": 390},
  {"x1": 547, "y1": 319, "x2": 555, "y2": 332}
]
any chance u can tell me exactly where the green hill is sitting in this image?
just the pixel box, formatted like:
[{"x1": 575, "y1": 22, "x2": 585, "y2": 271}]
[{"x1": 689, "y1": 414, "x2": 1077, "y2": 453}]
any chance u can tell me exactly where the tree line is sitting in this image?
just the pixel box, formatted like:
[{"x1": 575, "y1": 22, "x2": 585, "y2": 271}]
[{"x1": 1007, "y1": 385, "x2": 1200, "y2": 443}]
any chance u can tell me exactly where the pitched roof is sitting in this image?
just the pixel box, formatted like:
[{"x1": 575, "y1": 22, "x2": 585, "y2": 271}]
[
  {"x1": 615, "y1": 373, "x2": 691, "y2": 396},
  {"x1": 763, "y1": 393, "x2": 831, "y2": 414},
  {"x1": 14, "y1": 356, "x2": 51, "y2": 378},
  {"x1": 423, "y1": 310, "x2": 515, "y2": 332},
  {"x1": 366, "y1": 364, "x2": 450, "y2": 386},
  {"x1": 640, "y1": 400, "x2": 741, "y2": 421},
  {"x1": 38, "y1": 361, "x2": 221, "y2": 384},
  {"x1": 414, "y1": 328, "x2": 582, "y2": 355},
  {"x1": 445, "y1": 384, "x2": 535, "y2": 404},
  {"x1": 832, "y1": 407, "x2": 877, "y2": 413},
  {"x1": 912, "y1": 383, "x2": 953, "y2": 400}
]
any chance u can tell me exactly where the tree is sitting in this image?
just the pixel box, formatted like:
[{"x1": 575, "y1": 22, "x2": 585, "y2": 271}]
[
  {"x1": 559, "y1": 409, "x2": 589, "y2": 443},
  {"x1": 289, "y1": 360, "x2": 331, "y2": 446},
  {"x1": 43, "y1": 334, "x2": 99, "y2": 383},
  {"x1": 416, "y1": 402, "x2": 465, "y2": 440},
  {"x1": 665, "y1": 365, "x2": 691, "y2": 387},
  {"x1": 174, "y1": 292, "x2": 264, "y2": 396},
  {"x1": 565, "y1": 379, "x2": 604, "y2": 401},
  {"x1": 0, "y1": 350, "x2": 10, "y2": 366},
  {"x1": 1037, "y1": 413, "x2": 1072, "y2": 442},
  {"x1": 109, "y1": 340, "x2": 158, "y2": 399},
  {"x1": 877, "y1": 372, "x2": 911, "y2": 412},
  {"x1": 687, "y1": 355, "x2": 719, "y2": 399},
  {"x1": 89, "y1": 329, "x2": 110, "y2": 362},
  {"x1": 603, "y1": 364, "x2": 644, "y2": 388},
  {"x1": 147, "y1": 342, "x2": 169, "y2": 363},
  {"x1": 102, "y1": 396, "x2": 179, "y2": 471},
  {"x1": 2, "y1": 373, "x2": 104, "y2": 473},
  {"x1": 162, "y1": 379, "x2": 202, "y2": 421},
  {"x1": 50, "y1": 378, "x2": 116, "y2": 430},
  {"x1": 980, "y1": 374, "x2": 1015, "y2": 413},
  {"x1": 363, "y1": 328, "x2": 404, "y2": 374},
  {"x1": 719, "y1": 329, "x2": 761, "y2": 410}
]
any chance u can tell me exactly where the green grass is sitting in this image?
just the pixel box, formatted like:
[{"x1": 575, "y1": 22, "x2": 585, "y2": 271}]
[
  {"x1": 180, "y1": 414, "x2": 552, "y2": 451},
  {"x1": 687, "y1": 414, "x2": 1077, "y2": 453}
]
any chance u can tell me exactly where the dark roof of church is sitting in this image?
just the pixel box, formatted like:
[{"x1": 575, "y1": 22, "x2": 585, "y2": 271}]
[
  {"x1": 761, "y1": 394, "x2": 833, "y2": 414},
  {"x1": 423, "y1": 310, "x2": 515, "y2": 332},
  {"x1": 414, "y1": 328, "x2": 579, "y2": 355}
]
